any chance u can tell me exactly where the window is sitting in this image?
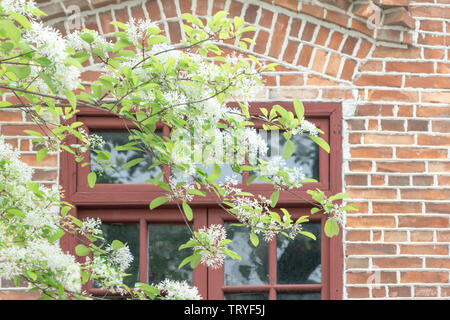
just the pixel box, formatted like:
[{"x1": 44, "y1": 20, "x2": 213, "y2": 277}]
[{"x1": 60, "y1": 102, "x2": 343, "y2": 299}]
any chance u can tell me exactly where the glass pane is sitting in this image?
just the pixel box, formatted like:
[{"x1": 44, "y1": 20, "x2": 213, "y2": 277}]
[
  {"x1": 225, "y1": 293, "x2": 269, "y2": 300},
  {"x1": 96, "y1": 223, "x2": 140, "y2": 288},
  {"x1": 277, "y1": 292, "x2": 321, "y2": 300},
  {"x1": 277, "y1": 222, "x2": 321, "y2": 284},
  {"x1": 196, "y1": 163, "x2": 242, "y2": 184},
  {"x1": 148, "y1": 224, "x2": 193, "y2": 284},
  {"x1": 90, "y1": 131, "x2": 162, "y2": 184},
  {"x1": 224, "y1": 224, "x2": 269, "y2": 286},
  {"x1": 251, "y1": 130, "x2": 320, "y2": 182}
]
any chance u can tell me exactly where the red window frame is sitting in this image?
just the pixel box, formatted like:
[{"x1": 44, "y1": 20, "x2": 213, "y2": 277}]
[{"x1": 59, "y1": 102, "x2": 343, "y2": 300}]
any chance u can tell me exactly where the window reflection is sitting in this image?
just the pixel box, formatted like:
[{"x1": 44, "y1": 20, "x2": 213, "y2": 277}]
[
  {"x1": 90, "y1": 131, "x2": 163, "y2": 184},
  {"x1": 251, "y1": 130, "x2": 320, "y2": 182},
  {"x1": 224, "y1": 224, "x2": 269, "y2": 286},
  {"x1": 277, "y1": 222, "x2": 321, "y2": 284},
  {"x1": 95, "y1": 223, "x2": 140, "y2": 288},
  {"x1": 148, "y1": 224, "x2": 193, "y2": 284}
]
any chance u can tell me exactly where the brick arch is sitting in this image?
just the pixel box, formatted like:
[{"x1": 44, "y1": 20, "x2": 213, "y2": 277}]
[{"x1": 42, "y1": 0, "x2": 388, "y2": 88}]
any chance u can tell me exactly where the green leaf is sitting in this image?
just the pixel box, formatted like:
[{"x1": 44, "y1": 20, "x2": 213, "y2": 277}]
[
  {"x1": 186, "y1": 189, "x2": 206, "y2": 197},
  {"x1": 36, "y1": 148, "x2": 48, "y2": 163},
  {"x1": 0, "y1": 101, "x2": 12, "y2": 108},
  {"x1": 178, "y1": 255, "x2": 193, "y2": 269},
  {"x1": 10, "y1": 12, "x2": 31, "y2": 29},
  {"x1": 328, "y1": 193, "x2": 350, "y2": 201},
  {"x1": 65, "y1": 91, "x2": 76, "y2": 108},
  {"x1": 48, "y1": 229, "x2": 65, "y2": 243},
  {"x1": 75, "y1": 244, "x2": 90, "y2": 256},
  {"x1": 149, "y1": 196, "x2": 170, "y2": 210},
  {"x1": 299, "y1": 231, "x2": 317, "y2": 241},
  {"x1": 324, "y1": 218, "x2": 340, "y2": 237},
  {"x1": 249, "y1": 233, "x2": 259, "y2": 247},
  {"x1": 111, "y1": 240, "x2": 125, "y2": 250},
  {"x1": 293, "y1": 99, "x2": 305, "y2": 119},
  {"x1": 282, "y1": 139, "x2": 295, "y2": 159},
  {"x1": 309, "y1": 136, "x2": 330, "y2": 153},
  {"x1": 182, "y1": 200, "x2": 193, "y2": 221},
  {"x1": 178, "y1": 240, "x2": 200, "y2": 251},
  {"x1": 270, "y1": 190, "x2": 279, "y2": 208},
  {"x1": 87, "y1": 171, "x2": 96, "y2": 188},
  {"x1": 123, "y1": 157, "x2": 145, "y2": 170}
]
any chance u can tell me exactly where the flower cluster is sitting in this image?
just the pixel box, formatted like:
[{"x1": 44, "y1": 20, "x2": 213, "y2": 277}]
[
  {"x1": 154, "y1": 279, "x2": 202, "y2": 300},
  {"x1": 23, "y1": 22, "x2": 81, "y2": 94},
  {"x1": 193, "y1": 224, "x2": 227, "y2": 269},
  {"x1": 0, "y1": 0, "x2": 37, "y2": 16}
]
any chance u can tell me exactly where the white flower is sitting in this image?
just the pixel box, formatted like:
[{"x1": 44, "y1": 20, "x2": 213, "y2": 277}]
[
  {"x1": 1, "y1": 0, "x2": 37, "y2": 16},
  {"x1": 23, "y1": 22, "x2": 81, "y2": 93},
  {"x1": 154, "y1": 279, "x2": 202, "y2": 300}
]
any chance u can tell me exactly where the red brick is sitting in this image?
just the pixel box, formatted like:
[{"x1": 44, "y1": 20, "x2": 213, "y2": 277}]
[
  {"x1": 340, "y1": 59, "x2": 357, "y2": 81},
  {"x1": 422, "y1": 92, "x2": 450, "y2": 104},
  {"x1": 401, "y1": 272, "x2": 449, "y2": 284},
  {"x1": 328, "y1": 31, "x2": 343, "y2": 51},
  {"x1": 346, "y1": 216, "x2": 396, "y2": 228},
  {"x1": 260, "y1": 9, "x2": 274, "y2": 29},
  {"x1": 367, "y1": 90, "x2": 419, "y2": 103},
  {"x1": 417, "y1": 106, "x2": 450, "y2": 118},
  {"x1": 274, "y1": 0, "x2": 298, "y2": 12},
  {"x1": 386, "y1": 62, "x2": 434, "y2": 74},
  {"x1": 346, "y1": 287, "x2": 369, "y2": 298},
  {"x1": 282, "y1": 41, "x2": 299, "y2": 64},
  {"x1": 373, "y1": 257, "x2": 422, "y2": 269},
  {"x1": 414, "y1": 287, "x2": 438, "y2": 298},
  {"x1": 405, "y1": 76, "x2": 450, "y2": 89},
  {"x1": 388, "y1": 176, "x2": 410, "y2": 187},
  {"x1": 372, "y1": 46, "x2": 421, "y2": 59},
  {"x1": 1, "y1": 124, "x2": 53, "y2": 136},
  {"x1": 432, "y1": 121, "x2": 450, "y2": 133},
  {"x1": 396, "y1": 148, "x2": 447, "y2": 159},
  {"x1": 279, "y1": 74, "x2": 303, "y2": 86},
  {"x1": 297, "y1": 45, "x2": 314, "y2": 68},
  {"x1": 253, "y1": 30, "x2": 269, "y2": 55},
  {"x1": 364, "y1": 134, "x2": 414, "y2": 145},
  {"x1": 346, "y1": 243, "x2": 397, "y2": 255},
  {"x1": 410, "y1": 231, "x2": 434, "y2": 242},
  {"x1": 426, "y1": 203, "x2": 450, "y2": 214},
  {"x1": 380, "y1": 120, "x2": 404, "y2": 131},
  {"x1": 426, "y1": 258, "x2": 450, "y2": 269},
  {"x1": 346, "y1": 230, "x2": 370, "y2": 241},
  {"x1": 350, "y1": 147, "x2": 392, "y2": 159},
  {"x1": 349, "y1": 161, "x2": 372, "y2": 172},
  {"x1": 400, "y1": 244, "x2": 448, "y2": 255},
  {"x1": 376, "y1": 162, "x2": 425, "y2": 173},
  {"x1": 388, "y1": 286, "x2": 411, "y2": 298},
  {"x1": 399, "y1": 216, "x2": 449, "y2": 229},
  {"x1": 412, "y1": 175, "x2": 434, "y2": 186},
  {"x1": 356, "y1": 105, "x2": 394, "y2": 117},
  {"x1": 300, "y1": 3, "x2": 324, "y2": 20},
  {"x1": 347, "y1": 272, "x2": 396, "y2": 284},
  {"x1": 418, "y1": 134, "x2": 450, "y2": 146},
  {"x1": 244, "y1": 4, "x2": 259, "y2": 24},
  {"x1": 19, "y1": 154, "x2": 58, "y2": 167},
  {"x1": 325, "y1": 53, "x2": 341, "y2": 77},
  {"x1": 401, "y1": 189, "x2": 450, "y2": 201},
  {"x1": 146, "y1": 0, "x2": 162, "y2": 21},
  {"x1": 373, "y1": 202, "x2": 421, "y2": 214},
  {"x1": 346, "y1": 188, "x2": 397, "y2": 200},
  {"x1": 384, "y1": 231, "x2": 408, "y2": 242},
  {"x1": 315, "y1": 27, "x2": 330, "y2": 46},
  {"x1": 268, "y1": 14, "x2": 289, "y2": 58},
  {"x1": 0, "y1": 111, "x2": 22, "y2": 122},
  {"x1": 325, "y1": 10, "x2": 349, "y2": 28},
  {"x1": 311, "y1": 49, "x2": 327, "y2": 73}
]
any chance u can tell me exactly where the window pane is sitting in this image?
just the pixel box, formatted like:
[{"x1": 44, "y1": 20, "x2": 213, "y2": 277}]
[
  {"x1": 251, "y1": 130, "x2": 320, "y2": 182},
  {"x1": 225, "y1": 293, "x2": 268, "y2": 300},
  {"x1": 277, "y1": 292, "x2": 321, "y2": 300},
  {"x1": 224, "y1": 224, "x2": 269, "y2": 286},
  {"x1": 277, "y1": 222, "x2": 321, "y2": 284},
  {"x1": 96, "y1": 223, "x2": 140, "y2": 288},
  {"x1": 90, "y1": 131, "x2": 162, "y2": 184},
  {"x1": 148, "y1": 224, "x2": 193, "y2": 284}
]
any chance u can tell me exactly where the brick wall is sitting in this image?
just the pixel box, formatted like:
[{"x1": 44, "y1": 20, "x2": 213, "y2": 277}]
[{"x1": 1, "y1": 0, "x2": 449, "y2": 299}]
